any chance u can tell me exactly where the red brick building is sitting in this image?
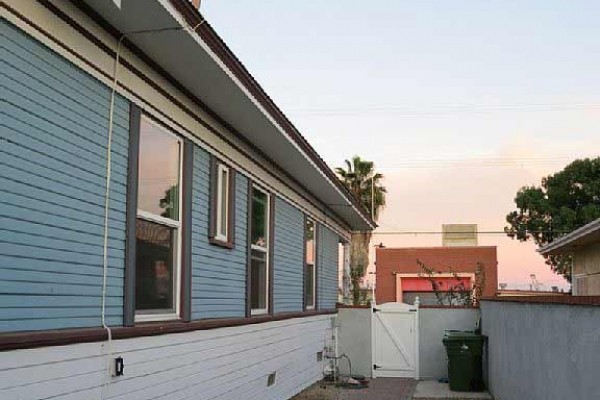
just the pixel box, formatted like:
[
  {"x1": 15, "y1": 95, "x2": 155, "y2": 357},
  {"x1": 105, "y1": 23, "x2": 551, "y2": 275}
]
[{"x1": 375, "y1": 246, "x2": 498, "y2": 305}]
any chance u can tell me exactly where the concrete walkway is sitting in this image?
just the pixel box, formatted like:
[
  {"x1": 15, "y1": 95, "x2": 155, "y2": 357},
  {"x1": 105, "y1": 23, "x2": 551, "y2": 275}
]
[
  {"x1": 412, "y1": 381, "x2": 492, "y2": 400},
  {"x1": 342, "y1": 378, "x2": 417, "y2": 400}
]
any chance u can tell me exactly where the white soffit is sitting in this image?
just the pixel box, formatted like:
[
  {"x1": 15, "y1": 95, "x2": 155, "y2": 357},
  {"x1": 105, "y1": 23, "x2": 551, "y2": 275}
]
[{"x1": 80, "y1": 0, "x2": 374, "y2": 231}]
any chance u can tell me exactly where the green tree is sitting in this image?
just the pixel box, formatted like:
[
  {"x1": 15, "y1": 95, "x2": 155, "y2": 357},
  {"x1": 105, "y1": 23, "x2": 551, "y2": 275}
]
[
  {"x1": 159, "y1": 184, "x2": 179, "y2": 219},
  {"x1": 505, "y1": 157, "x2": 600, "y2": 280},
  {"x1": 336, "y1": 156, "x2": 386, "y2": 305}
]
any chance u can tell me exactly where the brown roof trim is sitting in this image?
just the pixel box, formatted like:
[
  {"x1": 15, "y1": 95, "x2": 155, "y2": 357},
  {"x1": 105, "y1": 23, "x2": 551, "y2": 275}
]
[
  {"x1": 0, "y1": 310, "x2": 337, "y2": 352},
  {"x1": 168, "y1": 0, "x2": 375, "y2": 229},
  {"x1": 481, "y1": 296, "x2": 600, "y2": 306}
]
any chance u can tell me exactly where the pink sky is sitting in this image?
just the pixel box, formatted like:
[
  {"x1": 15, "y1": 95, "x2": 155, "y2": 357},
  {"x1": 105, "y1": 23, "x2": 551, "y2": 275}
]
[
  {"x1": 367, "y1": 154, "x2": 581, "y2": 291},
  {"x1": 202, "y1": 1, "x2": 600, "y2": 291}
]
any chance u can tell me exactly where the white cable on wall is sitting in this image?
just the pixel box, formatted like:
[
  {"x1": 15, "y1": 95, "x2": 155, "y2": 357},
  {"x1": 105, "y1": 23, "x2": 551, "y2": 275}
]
[{"x1": 100, "y1": 34, "x2": 126, "y2": 400}]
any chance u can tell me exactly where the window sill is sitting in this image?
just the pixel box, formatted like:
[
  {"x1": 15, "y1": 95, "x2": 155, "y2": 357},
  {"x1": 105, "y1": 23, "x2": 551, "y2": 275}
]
[
  {"x1": 0, "y1": 310, "x2": 337, "y2": 351},
  {"x1": 209, "y1": 237, "x2": 234, "y2": 249}
]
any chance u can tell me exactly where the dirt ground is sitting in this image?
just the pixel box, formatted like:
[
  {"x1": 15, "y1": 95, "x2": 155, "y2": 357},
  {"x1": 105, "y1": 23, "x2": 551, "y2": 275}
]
[
  {"x1": 290, "y1": 382, "x2": 342, "y2": 400},
  {"x1": 291, "y1": 378, "x2": 417, "y2": 400}
]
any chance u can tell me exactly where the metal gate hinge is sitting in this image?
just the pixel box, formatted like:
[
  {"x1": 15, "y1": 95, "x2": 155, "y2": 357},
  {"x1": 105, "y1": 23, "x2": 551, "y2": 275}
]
[
  {"x1": 372, "y1": 307, "x2": 380, "y2": 313},
  {"x1": 373, "y1": 364, "x2": 380, "y2": 370}
]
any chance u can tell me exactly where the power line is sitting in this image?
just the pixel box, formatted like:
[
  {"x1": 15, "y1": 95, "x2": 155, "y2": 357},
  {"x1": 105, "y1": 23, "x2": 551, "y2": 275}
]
[
  {"x1": 370, "y1": 230, "x2": 569, "y2": 235},
  {"x1": 376, "y1": 156, "x2": 576, "y2": 169},
  {"x1": 289, "y1": 103, "x2": 600, "y2": 117}
]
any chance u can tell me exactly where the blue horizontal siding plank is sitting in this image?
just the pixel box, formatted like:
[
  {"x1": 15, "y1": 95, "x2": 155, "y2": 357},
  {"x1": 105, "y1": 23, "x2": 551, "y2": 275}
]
[
  {"x1": 1, "y1": 142, "x2": 128, "y2": 197},
  {"x1": 195, "y1": 310, "x2": 244, "y2": 320},
  {"x1": 272, "y1": 197, "x2": 304, "y2": 313},
  {"x1": 0, "y1": 230, "x2": 125, "y2": 259},
  {"x1": 191, "y1": 146, "x2": 248, "y2": 320},
  {"x1": 1, "y1": 24, "x2": 130, "y2": 118},
  {"x1": 0, "y1": 217, "x2": 126, "y2": 251},
  {"x1": 0, "y1": 307, "x2": 122, "y2": 320},
  {"x1": 0, "y1": 50, "x2": 130, "y2": 130},
  {"x1": 0, "y1": 294, "x2": 121, "y2": 308},
  {"x1": 1, "y1": 90, "x2": 129, "y2": 157},
  {"x1": 2, "y1": 173, "x2": 126, "y2": 218},
  {"x1": 0, "y1": 262, "x2": 123, "y2": 280},
  {"x1": 0, "y1": 161, "x2": 127, "y2": 209},
  {"x1": 0, "y1": 45, "x2": 129, "y2": 118},
  {"x1": 1, "y1": 70, "x2": 130, "y2": 144},
  {"x1": 1, "y1": 108, "x2": 129, "y2": 178},
  {"x1": 192, "y1": 270, "x2": 247, "y2": 282},
  {"x1": 0, "y1": 280, "x2": 122, "y2": 297},
  {"x1": 0, "y1": 203, "x2": 126, "y2": 241},
  {"x1": 0, "y1": 269, "x2": 123, "y2": 288},
  {"x1": 0, "y1": 242, "x2": 122, "y2": 266},
  {"x1": 0, "y1": 21, "x2": 128, "y2": 332},
  {"x1": 0, "y1": 316, "x2": 122, "y2": 332}
]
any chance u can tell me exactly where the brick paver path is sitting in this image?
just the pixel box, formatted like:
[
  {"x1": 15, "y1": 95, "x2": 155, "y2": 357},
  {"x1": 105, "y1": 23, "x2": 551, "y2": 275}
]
[{"x1": 341, "y1": 378, "x2": 417, "y2": 400}]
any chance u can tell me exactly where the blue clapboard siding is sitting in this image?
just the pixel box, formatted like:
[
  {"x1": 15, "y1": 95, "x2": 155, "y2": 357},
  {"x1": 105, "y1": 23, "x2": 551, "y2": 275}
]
[
  {"x1": 191, "y1": 146, "x2": 248, "y2": 319},
  {"x1": 272, "y1": 197, "x2": 304, "y2": 313},
  {"x1": 0, "y1": 21, "x2": 128, "y2": 332},
  {"x1": 318, "y1": 225, "x2": 340, "y2": 310}
]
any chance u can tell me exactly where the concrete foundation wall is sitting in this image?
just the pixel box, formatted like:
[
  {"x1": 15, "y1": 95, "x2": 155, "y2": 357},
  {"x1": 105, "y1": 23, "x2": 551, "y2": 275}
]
[
  {"x1": 481, "y1": 300, "x2": 600, "y2": 400},
  {"x1": 419, "y1": 307, "x2": 480, "y2": 380},
  {"x1": 336, "y1": 307, "x2": 373, "y2": 378}
]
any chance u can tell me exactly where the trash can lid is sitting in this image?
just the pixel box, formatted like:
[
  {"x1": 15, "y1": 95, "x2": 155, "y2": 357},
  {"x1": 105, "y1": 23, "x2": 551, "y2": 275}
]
[{"x1": 443, "y1": 330, "x2": 486, "y2": 341}]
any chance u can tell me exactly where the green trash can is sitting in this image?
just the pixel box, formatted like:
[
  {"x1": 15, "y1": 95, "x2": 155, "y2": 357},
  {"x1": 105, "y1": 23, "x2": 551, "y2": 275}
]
[{"x1": 442, "y1": 330, "x2": 486, "y2": 392}]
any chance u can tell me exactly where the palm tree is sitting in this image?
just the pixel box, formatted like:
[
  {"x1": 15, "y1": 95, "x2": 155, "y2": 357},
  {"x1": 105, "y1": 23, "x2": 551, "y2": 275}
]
[{"x1": 336, "y1": 156, "x2": 386, "y2": 304}]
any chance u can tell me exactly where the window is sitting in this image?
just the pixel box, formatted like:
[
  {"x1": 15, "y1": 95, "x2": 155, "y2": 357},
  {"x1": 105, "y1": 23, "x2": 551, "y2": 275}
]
[
  {"x1": 209, "y1": 158, "x2": 234, "y2": 247},
  {"x1": 216, "y1": 164, "x2": 229, "y2": 241},
  {"x1": 304, "y1": 219, "x2": 316, "y2": 309},
  {"x1": 250, "y1": 186, "x2": 270, "y2": 315},
  {"x1": 135, "y1": 116, "x2": 182, "y2": 321}
]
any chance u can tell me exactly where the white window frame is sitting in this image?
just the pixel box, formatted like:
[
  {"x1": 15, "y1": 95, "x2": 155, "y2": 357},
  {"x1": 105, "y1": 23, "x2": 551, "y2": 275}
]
[
  {"x1": 215, "y1": 163, "x2": 230, "y2": 242},
  {"x1": 251, "y1": 185, "x2": 270, "y2": 316},
  {"x1": 135, "y1": 115, "x2": 183, "y2": 323},
  {"x1": 305, "y1": 219, "x2": 316, "y2": 310}
]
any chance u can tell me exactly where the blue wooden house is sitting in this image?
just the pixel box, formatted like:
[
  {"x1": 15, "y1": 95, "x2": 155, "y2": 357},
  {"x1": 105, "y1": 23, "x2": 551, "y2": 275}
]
[{"x1": 0, "y1": 0, "x2": 374, "y2": 399}]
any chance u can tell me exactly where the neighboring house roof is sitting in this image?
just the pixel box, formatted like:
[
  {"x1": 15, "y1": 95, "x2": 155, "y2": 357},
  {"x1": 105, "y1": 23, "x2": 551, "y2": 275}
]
[
  {"x1": 77, "y1": 0, "x2": 375, "y2": 231},
  {"x1": 539, "y1": 218, "x2": 600, "y2": 255}
]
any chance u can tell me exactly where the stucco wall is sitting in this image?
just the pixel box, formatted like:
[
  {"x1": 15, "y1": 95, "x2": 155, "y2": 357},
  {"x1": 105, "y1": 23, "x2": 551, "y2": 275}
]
[
  {"x1": 419, "y1": 307, "x2": 480, "y2": 380},
  {"x1": 481, "y1": 300, "x2": 600, "y2": 400},
  {"x1": 375, "y1": 247, "x2": 498, "y2": 304},
  {"x1": 336, "y1": 307, "x2": 373, "y2": 377}
]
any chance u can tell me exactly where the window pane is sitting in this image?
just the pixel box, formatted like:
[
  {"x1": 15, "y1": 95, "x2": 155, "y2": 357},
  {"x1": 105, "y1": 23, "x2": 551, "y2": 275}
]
[
  {"x1": 138, "y1": 117, "x2": 181, "y2": 220},
  {"x1": 306, "y1": 220, "x2": 315, "y2": 265},
  {"x1": 135, "y1": 219, "x2": 176, "y2": 312},
  {"x1": 219, "y1": 168, "x2": 228, "y2": 236},
  {"x1": 251, "y1": 188, "x2": 268, "y2": 247},
  {"x1": 305, "y1": 264, "x2": 314, "y2": 307},
  {"x1": 250, "y1": 249, "x2": 268, "y2": 310}
]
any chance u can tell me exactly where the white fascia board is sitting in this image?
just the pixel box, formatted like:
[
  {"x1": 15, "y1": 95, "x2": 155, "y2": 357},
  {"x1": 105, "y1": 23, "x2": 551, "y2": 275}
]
[{"x1": 539, "y1": 218, "x2": 600, "y2": 254}]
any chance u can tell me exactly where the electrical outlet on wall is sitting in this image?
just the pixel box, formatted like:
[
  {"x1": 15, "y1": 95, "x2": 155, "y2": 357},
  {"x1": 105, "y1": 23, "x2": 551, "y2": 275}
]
[{"x1": 111, "y1": 357, "x2": 125, "y2": 377}]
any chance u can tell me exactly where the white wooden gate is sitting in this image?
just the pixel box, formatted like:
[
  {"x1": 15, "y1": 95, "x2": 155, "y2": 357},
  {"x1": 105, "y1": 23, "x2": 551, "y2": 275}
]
[{"x1": 372, "y1": 301, "x2": 419, "y2": 379}]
